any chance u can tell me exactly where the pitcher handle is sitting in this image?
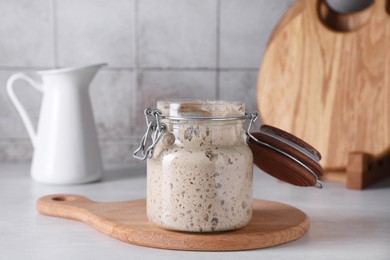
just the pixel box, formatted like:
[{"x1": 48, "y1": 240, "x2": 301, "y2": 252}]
[{"x1": 6, "y1": 73, "x2": 43, "y2": 148}]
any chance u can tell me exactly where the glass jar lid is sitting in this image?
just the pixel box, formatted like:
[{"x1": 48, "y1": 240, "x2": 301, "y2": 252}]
[{"x1": 134, "y1": 99, "x2": 323, "y2": 188}]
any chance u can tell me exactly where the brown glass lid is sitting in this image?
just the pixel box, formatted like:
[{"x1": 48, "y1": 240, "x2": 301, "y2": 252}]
[{"x1": 248, "y1": 125, "x2": 324, "y2": 188}]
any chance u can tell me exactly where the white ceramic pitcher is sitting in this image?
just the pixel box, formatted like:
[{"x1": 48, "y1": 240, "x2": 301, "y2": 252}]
[{"x1": 6, "y1": 64, "x2": 105, "y2": 184}]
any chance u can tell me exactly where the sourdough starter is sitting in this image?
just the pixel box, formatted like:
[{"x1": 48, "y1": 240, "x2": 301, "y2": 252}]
[{"x1": 147, "y1": 100, "x2": 253, "y2": 232}]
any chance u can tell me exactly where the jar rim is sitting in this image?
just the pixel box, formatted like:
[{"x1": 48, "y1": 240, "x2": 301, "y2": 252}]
[{"x1": 157, "y1": 99, "x2": 245, "y2": 118}]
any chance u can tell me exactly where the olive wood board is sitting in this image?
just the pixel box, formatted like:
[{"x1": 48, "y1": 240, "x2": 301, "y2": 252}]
[
  {"x1": 37, "y1": 194, "x2": 310, "y2": 251},
  {"x1": 257, "y1": 0, "x2": 390, "y2": 179}
]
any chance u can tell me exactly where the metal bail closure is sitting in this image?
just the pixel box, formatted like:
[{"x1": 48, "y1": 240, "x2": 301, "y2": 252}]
[
  {"x1": 246, "y1": 117, "x2": 324, "y2": 188},
  {"x1": 133, "y1": 108, "x2": 167, "y2": 160}
]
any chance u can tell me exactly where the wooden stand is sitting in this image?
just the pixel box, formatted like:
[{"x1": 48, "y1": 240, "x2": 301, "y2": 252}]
[
  {"x1": 346, "y1": 150, "x2": 390, "y2": 190},
  {"x1": 323, "y1": 150, "x2": 390, "y2": 190}
]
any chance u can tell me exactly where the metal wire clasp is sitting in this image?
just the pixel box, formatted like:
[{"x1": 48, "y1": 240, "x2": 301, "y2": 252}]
[
  {"x1": 133, "y1": 108, "x2": 167, "y2": 160},
  {"x1": 245, "y1": 111, "x2": 259, "y2": 142}
]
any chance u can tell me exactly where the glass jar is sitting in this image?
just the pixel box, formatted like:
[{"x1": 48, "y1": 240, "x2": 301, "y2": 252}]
[{"x1": 134, "y1": 100, "x2": 258, "y2": 232}]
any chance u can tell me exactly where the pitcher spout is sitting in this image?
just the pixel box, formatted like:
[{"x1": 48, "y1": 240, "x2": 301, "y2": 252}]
[{"x1": 37, "y1": 63, "x2": 107, "y2": 88}]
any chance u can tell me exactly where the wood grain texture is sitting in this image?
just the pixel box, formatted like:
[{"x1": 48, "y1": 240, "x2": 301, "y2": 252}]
[
  {"x1": 257, "y1": 0, "x2": 390, "y2": 174},
  {"x1": 37, "y1": 195, "x2": 309, "y2": 251}
]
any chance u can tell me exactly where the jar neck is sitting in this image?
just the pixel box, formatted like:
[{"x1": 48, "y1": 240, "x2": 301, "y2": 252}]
[{"x1": 167, "y1": 120, "x2": 247, "y2": 147}]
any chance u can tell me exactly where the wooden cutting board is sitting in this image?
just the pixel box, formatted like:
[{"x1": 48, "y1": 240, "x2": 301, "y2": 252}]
[
  {"x1": 37, "y1": 194, "x2": 309, "y2": 251},
  {"x1": 257, "y1": 0, "x2": 390, "y2": 176}
]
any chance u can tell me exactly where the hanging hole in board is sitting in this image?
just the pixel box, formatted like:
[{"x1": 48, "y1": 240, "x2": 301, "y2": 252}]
[
  {"x1": 51, "y1": 196, "x2": 77, "y2": 202},
  {"x1": 317, "y1": 0, "x2": 375, "y2": 32}
]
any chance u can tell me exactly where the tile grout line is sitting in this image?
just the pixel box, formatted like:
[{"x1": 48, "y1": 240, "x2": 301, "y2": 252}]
[
  {"x1": 0, "y1": 66, "x2": 259, "y2": 72},
  {"x1": 215, "y1": 0, "x2": 221, "y2": 99},
  {"x1": 0, "y1": 137, "x2": 137, "y2": 142},
  {"x1": 52, "y1": 0, "x2": 58, "y2": 68},
  {"x1": 132, "y1": 0, "x2": 140, "y2": 143},
  {"x1": 134, "y1": 0, "x2": 139, "y2": 75},
  {"x1": 0, "y1": 138, "x2": 30, "y2": 142}
]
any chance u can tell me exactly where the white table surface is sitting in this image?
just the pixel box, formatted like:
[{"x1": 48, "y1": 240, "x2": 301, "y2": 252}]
[{"x1": 1, "y1": 163, "x2": 389, "y2": 260}]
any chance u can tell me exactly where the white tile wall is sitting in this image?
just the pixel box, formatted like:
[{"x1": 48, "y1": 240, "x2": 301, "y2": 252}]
[
  {"x1": 0, "y1": 139, "x2": 33, "y2": 162},
  {"x1": 100, "y1": 140, "x2": 140, "y2": 164},
  {"x1": 57, "y1": 0, "x2": 135, "y2": 67},
  {"x1": 219, "y1": 70, "x2": 262, "y2": 129},
  {"x1": 219, "y1": 70, "x2": 259, "y2": 111},
  {"x1": 138, "y1": 0, "x2": 218, "y2": 68},
  {"x1": 90, "y1": 70, "x2": 134, "y2": 138},
  {"x1": 0, "y1": 0, "x2": 53, "y2": 67},
  {"x1": 0, "y1": 0, "x2": 295, "y2": 162},
  {"x1": 219, "y1": 0, "x2": 295, "y2": 68}
]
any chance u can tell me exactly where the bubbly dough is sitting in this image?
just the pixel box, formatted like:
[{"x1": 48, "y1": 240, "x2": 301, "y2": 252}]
[{"x1": 147, "y1": 101, "x2": 253, "y2": 232}]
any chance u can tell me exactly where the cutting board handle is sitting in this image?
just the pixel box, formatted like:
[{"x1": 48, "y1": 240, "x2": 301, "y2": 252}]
[
  {"x1": 317, "y1": 0, "x2": 376, "y2": 32},
  {"x1": 37, "y1": 194, "x2": 94, "y2": 221}
]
